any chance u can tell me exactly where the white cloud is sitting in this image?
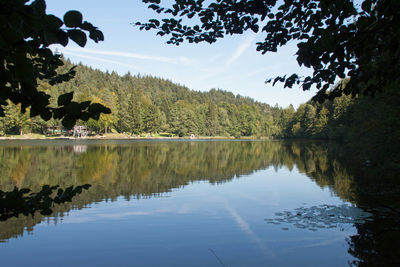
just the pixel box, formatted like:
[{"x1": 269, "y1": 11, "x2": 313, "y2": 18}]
[
  {"x1": 62, "y1": 51, "x2": 141, "y2": 72},
  {"x1": 226, "y1": 35, "x2": 256, "y2": 66},
  {"x1": 61, "y1": 47, "x2": 191, "y2": 65}
]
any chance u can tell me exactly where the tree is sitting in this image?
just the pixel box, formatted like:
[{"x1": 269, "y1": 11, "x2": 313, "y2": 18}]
[
  {"x1": 237, "y1": 104, "x2": 259, "y2": 136},
  {"x1": 0, "y1": 0, "x2": 112, "y2": 222},
  {"x1": 137, "y1": 0, "x2": 400, "y2": 102},
  {"x1": 205, "y1": 102, "x2": 220, "y2": 136},
  {"x1": 0, "y1": 0, "x2": 110, "y2": 129},
  {"x1": 278, "y1": 105, "x2": 295, "y2": 137},
  {"x1": 169, "y1": 101, "x2": 198, "y2": 136},
  {"x1": 313, "y1": 106, "x2": 329, "y2": 137},
  {"x1": 2, "y1": 101, "x2": 31, "y2": 135}
]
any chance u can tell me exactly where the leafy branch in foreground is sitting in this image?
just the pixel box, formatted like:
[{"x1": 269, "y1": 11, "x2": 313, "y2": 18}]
[
  {"x1": 0, "y1": 184, "x2": 91, "y2": 221},
  {"x1": 0, "y1": 0, "x2": 110, "y2": 128},
  {"x1": 136, "y1": 0, "x2": 400, "y2": 102}
]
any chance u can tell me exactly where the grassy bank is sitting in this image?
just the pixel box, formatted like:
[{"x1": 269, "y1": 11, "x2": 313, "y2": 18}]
[{"x1": 0, "y1": 133, "x2": 249, "y2": 140}]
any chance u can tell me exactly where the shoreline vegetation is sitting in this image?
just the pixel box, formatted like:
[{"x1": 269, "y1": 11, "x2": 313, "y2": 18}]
[
  {"x1": 0, "y1": 59, "x2": 398, "y2": 167},
  {"x1": 0, "y1": 133, "x2": 273, "y2": 140}
]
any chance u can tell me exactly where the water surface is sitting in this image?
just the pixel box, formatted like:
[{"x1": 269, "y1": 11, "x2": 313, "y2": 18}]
[{"x1": 0, "y1": 140, "x2": 397, "y2": 266}]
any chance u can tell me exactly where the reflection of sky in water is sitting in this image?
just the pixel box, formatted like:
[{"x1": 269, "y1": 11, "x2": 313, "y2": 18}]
[{"x1": 0, "y1": 167, "x2": 356, "y2": 266}]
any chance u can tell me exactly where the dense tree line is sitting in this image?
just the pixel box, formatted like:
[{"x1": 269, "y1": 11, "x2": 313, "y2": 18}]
[
  {"x1": 274, "y1": 79, "x2": 400, "y2": 164},
  {"x1": 0, "y1": 58, "x2": 282, "y2": 137},
  {"x1": 1, "y1": 58, "x2": 398, "y2": 165}
]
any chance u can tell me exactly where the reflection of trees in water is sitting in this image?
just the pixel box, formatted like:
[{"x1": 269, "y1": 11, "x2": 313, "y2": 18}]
[
  {"x1": 345, "y1": 166, "x2": 400, "y2": 266},
  {"x1": 0, "y1": 140, "x2": 399, "y2": 265},
  {"x1": 348, "y1": 208, "x2": 400, "y2": 266},
  {"x1": 264, "y1": 204, "x2": 400, "y2": 266},
  {"x1": 0, "y1": 141, "x2": 305, "y2": 196},
  {"x1": 0, "y1": 141, "x2": 301, "y2": 241},
  {"x1": 270, "y1": 143, "x2": 400, "y2": 266}
]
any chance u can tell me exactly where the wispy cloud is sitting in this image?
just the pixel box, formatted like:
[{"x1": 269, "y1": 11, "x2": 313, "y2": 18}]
[
  {"x1": 222, "y1": 200, "x2": 275, "y2": 257},
  {"x1": 62, "y1": 51, "x2": 141, "y2": 72},
  {"x1": 61, "y1": 47, "x2": 191, "y2": 65},
  {"x1": 193, "y1": 34, "x2": 257, "y2": 88},
  {"x1": 226, "y1": 35, "x2": 256, "y2": 66}
]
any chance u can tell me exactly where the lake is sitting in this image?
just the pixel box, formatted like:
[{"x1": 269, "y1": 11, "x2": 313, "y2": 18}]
[{"x1": 0, "y1": 140, "x2": 398, "y2": 266}]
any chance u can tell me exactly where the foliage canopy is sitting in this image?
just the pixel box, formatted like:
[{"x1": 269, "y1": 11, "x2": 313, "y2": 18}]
[
  {"x1": 137, "y1": 0, "x2": 400, "y2": 102},
  {"x1": 0, "y1": 0, "x2": 110, "y2": 128}
]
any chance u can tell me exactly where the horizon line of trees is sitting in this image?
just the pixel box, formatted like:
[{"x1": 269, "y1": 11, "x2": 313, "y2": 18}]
[
  {"x1": 1, "y1": 58, "x2": 280, "y2": 137},
  {"x1": 1, "y1": 58, "x2": 398, "y2": 157}
]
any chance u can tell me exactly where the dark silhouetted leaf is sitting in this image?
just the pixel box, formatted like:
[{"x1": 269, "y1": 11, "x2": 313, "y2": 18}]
[
  {"x1": 40, "y1": 109, "x2": 52, "y2": 121},
  {"x1": 58, "y1": 92, "x2": 74, "y2": 106},
  {"x1": 56, "y1": 30, "x2": 68, "y2": 46},
  {"x1": 65, "y1": 102, "x2": 81, "y2": 116},
  {"x1": 68, "y1": 29, "x2": 87, "y2": 47},
  {"x1": 62, "y1": 117, "x2": 76, "y2": 129},
  {"x1": 63, "y1": 10, "x2": 83, "y2": 28},
  {"x1": 45, "y1": 14, "x2": 63, "y2": 30}
]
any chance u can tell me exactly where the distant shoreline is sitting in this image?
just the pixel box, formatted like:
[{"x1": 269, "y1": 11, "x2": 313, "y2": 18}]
[{"x1": 0, "y1": 134, "x2": 262, "y2": 141}]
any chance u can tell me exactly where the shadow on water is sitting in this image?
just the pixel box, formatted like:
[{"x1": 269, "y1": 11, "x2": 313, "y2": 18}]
[
  {"x1": 265, "y1": 142, "x2": 400, "y2": 266},
  {"x1": 0, "y1": 140, "x2": 399, "y2": 265}
]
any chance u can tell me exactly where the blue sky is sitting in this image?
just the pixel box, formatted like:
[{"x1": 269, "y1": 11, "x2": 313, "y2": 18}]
[{"x1": 46, "y1": 0, "x2": 316, "y2": 108}]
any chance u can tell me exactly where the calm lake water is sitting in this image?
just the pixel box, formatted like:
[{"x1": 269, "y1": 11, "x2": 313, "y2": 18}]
[{"x1": 0, "y1": 140, "x2": 398, "y2": 266}]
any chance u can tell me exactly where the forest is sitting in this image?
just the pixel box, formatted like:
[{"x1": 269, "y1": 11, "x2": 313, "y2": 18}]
[
  {"x1": 0, "y1": 1, "x2": 398, "y2": 265},
  {"x1": 1, "y1": 57, "x2": 398, "y2": 165},
  {"x1": 0, "y1": 57, "x2": 280, "y2": 138},
  {"x1": 0, "y1": 58, "x2": 395, "y2": 138}
]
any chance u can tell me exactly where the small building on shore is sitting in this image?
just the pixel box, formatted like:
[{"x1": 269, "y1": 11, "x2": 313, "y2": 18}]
[
  {"x1": 46, "y1": 126, "x2": 66, "y2": 135},
  {"x1": 73, "y1": 126, "x2": 88, "y2": 138},
  {"x1": 45, "y1": 125, "x2": 88, "y2": 138}
]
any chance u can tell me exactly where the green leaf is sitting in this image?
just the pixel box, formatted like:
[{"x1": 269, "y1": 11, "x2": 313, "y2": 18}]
[
  {"x1": 149, "y1": 19, "x2": 160, "y2": 26},
  {"x1": 44, "y1": 30, "x2": 58, "y2": 44},
  {"x1": 45, "y1": 15, "x2": 63, "y2": 30},
  {"x1": 15, "y1": 55, "x2": 34, "y2": 82},
  {"x1": 83, "y1": 184, "x2": 91, "y2": 190},
  {"x1": 32, "y1": 0, "x2": 46, "y2": 15},
  {"x1": 80, "y1": 101, "x2": 91, "y2": 110},
  {"x1": 56, "y1": 30, "x2": 68, "y2": 46},
  {"x1": 20, "y1": 188, "x2": 31, "y2": 194},
  {"x1": 53, "y1": 107, "x2": 65, "y2": 119},
  {"x1": 80, "y1": 21, "x2": 94, "y2": 31},
  {"x1": 40, "y1": 208, "x2": 53, "y2": 216},
  {"x1": 61, "y1": 117, "x2": 76, "y2": 129},
  {"x1": 30, "y1": 104, "x2": 41, "y2": 117},
  {"x1": 89, "y1": 29, "x2": 104, "y2": 43},
  {"x1": 80, "y1": 112, "x2": 90, "y2": 121},
  {"x1": 40, "y1": 109, "x2": 52, "y2": 121},
  {"x1": 58, "y1": 92, "x2": 74, "y2": 106},
  {"x1": 65, "y1": 102, "x2": 81, "y2": 116},
  {"x1": 63, "y1": 10, "x2": 83, "y2": 28},
  {"x1": 361, "y1": 0, "x2": 372, "y2": 12},
  {"x1": 89, "y1": 103, "x2": 111, "y2": 115},
  {"x1": 68, "y1": 29, "x2": 87, "y2": 47},
  {"x1": 1, "y1": 28, "x2": 20, "y2": 44}
]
